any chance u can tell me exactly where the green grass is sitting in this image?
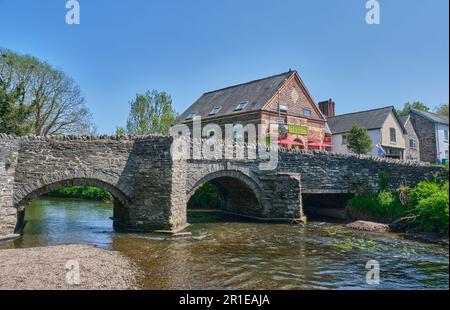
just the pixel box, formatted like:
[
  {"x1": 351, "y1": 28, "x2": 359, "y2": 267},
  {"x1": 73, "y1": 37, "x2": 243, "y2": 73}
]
[{"x1": 347, "y1": 191, "x2": 406, "y2": 223}]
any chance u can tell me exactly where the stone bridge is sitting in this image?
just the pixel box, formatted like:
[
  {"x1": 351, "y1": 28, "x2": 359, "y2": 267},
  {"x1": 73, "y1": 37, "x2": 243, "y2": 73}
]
[{"x1": 0, "y1": 134, "x2": 445, "y2": 235}]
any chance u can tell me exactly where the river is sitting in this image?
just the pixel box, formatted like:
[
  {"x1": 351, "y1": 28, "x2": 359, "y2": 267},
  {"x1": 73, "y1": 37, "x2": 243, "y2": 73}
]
[{"x1": 6, "y1": 198, "x2": 449, "y2": 290}]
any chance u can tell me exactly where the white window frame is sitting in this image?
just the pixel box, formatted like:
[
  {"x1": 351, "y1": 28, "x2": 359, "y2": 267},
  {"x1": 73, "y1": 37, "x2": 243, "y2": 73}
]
[
  {"x1": 186, "y1": 112, "x2": 198, "y2": 120},
  {"x1": 209, "y1": 106, "x2": 222, "y2": 116},
  {"x1": 303, "y1": 108, "x2": 312, "y2": 117},
  {"x1": 234, "y1": 101, "x2": 248, "y2": 112},
  {"x1": 279, "y1": 104, "x2": 288, "y2": 113},
  {"x1": 390, "y1": 128, "x2": 397, "y2": 144}
]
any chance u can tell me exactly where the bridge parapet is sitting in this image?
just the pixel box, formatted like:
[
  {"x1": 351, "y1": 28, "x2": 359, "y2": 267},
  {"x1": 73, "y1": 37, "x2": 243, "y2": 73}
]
[
  {"x1": 0, "y1": 134, "x2": 182, "y2": 235},
  {"x1": 277, "y1": 150, "x2": 446, "y2": 193},
  {"x1": 1, "y1": 135, "x2": 447, "y2": 236}
]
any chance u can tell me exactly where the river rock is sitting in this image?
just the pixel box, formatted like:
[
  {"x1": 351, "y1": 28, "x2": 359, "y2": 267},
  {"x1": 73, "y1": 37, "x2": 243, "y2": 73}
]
[{"x1": 346, "y1": 221, "x2": 390, "y2": 232}]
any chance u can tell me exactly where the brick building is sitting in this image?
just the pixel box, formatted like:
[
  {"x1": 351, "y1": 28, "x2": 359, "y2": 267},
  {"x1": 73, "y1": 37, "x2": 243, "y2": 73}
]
[{"x1": 178, "y1": 70, "x2": 329, "y2": 149}]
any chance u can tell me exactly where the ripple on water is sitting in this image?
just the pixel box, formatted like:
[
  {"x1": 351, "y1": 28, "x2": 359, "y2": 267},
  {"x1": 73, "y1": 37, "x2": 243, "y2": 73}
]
[{"x1": 13, "y1": 200, "x2": 450, "y2": 290}]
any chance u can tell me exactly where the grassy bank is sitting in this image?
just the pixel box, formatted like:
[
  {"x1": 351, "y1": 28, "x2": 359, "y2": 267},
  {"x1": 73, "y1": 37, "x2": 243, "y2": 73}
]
[
  {"x1": 347, "y1": 177, "x2": 449, "y2": 235},
  {"x1": 46, "y1": 186, "x2": 112, "y2": 201}
]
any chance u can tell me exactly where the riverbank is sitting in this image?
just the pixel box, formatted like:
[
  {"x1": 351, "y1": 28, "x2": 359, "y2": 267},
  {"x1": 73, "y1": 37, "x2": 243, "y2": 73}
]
[
  {"x1": 346, "y1": 178, "x2": 449, "y2": 243},
  {"x1": 46, "y1": 186, "x2": 112, "y2": 201},
  {"x1": 345, "y1": 220, "x2": 449, "y2": 246},
  {"x1": 0, "y1": 244, "x2": 141, "y2": 289}
]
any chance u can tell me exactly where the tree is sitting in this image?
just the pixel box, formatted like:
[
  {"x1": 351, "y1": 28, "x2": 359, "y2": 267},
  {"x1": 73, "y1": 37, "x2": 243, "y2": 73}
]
[
  {"x1": 397, "y1": 102, "x2": 429, "y2": 116},
  {"x1": 126, "y1": 90, "x2": 177, "y2": 135},
  {"x1": 0, "y1": 48, "x2": 94, "y2": 135},
  {"x1": 0, "y1": 78, "x2": 33, "y2": 135},
  {"x1": 435, "y1": 104, "x2": 449, "y2": 117},
  {"x1": 347, "y1": 125, "x2": 373, "y2": 155}
]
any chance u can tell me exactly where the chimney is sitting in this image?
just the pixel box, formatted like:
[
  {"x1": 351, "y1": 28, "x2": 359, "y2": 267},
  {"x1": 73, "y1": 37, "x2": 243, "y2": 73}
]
[{"x1": 318, "y1": 98, "x2": 335, "y2": 118}]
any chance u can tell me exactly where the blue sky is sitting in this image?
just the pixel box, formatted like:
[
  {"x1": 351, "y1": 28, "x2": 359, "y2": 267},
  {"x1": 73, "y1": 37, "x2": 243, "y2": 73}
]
[{"x1": 0, "y1": 0, "x2": 448, "y2": 134}]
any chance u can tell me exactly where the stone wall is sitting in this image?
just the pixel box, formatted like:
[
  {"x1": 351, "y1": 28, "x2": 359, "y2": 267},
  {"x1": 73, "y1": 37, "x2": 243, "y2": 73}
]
[
  {"x1": 0, "y1": 134, "x2": 184, "y2": 235},
  {"x1": 124, "y1": 137, "x2": 186, "y2": 231},
  {"x1": 277, "y1": 149, "x2": 444, "y2": 193},
  {"x1": 1, "y1": 135, "x2": 447, "y2": 236},
  {"x1": 185, "y1": 161, "x2": 302, "y2": 221},
  {"x1": 0, "y1": 138, "x2": 20, "y2": 235},
  {"x1": 183, "y1": 142, "x2": 445, "y2": 220},
  {"x1": 409, "y1": 113, "x2": 437, "y2": 163}
]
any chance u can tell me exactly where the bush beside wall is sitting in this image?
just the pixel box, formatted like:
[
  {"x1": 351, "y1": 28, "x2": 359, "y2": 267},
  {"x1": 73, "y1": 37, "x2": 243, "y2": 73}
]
[{"x1": 346, "y1": 180, "x2": 449, "y2": 235}]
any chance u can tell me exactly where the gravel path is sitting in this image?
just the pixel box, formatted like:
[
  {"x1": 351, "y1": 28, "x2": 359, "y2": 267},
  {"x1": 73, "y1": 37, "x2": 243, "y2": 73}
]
[{"x1": 0, "y1": 244, "x2": 142, "y2": 290}]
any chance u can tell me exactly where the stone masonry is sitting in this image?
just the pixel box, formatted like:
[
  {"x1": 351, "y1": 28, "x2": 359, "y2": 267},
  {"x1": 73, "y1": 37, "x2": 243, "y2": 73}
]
[
  {"x1": 0, "y1": 134, "x2": 446, "y2": 236},
  {"x1": 409, "y1": 113, "x2": 437, "y2": 163}
]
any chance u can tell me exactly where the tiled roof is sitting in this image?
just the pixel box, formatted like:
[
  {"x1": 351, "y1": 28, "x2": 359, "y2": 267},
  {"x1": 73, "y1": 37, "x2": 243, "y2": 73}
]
[
  {"x1": 328, "y1": 106, "x2": 407, "y2": 134},
  {"x1": 410, "y1": 109, "x2": 449, "y2": 125},
  {"x1": 179, "y1": 71, "x2": 295, "y2": 121}
]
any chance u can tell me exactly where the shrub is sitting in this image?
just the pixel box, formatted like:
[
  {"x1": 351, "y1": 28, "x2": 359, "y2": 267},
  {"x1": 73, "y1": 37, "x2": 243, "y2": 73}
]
[
  {"x1": 347, "y1": 191, "x2": 406, "y2": 223},
  {"x1": 377, "y1": 191, "x2": 406, "y2": 219},
  {"x1": 414, "y1": 191, "x2": 449, "y2": 234},
  {"x1": 409, "y1": 181, "x2": 441, "y2": 206},
  {"x1": 47, "y1": 186, "x2": 112, "y2": 201},
  {"x1": 347, "y1": 180, "x2": 449, "y2": 234},
  {"x1": 188, "y1": 182, "x2": 221, "y2": 209}
]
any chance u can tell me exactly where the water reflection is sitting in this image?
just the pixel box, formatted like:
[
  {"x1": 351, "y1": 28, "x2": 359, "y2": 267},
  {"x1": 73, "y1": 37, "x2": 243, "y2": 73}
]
[
  {"x1": 9, "y1": 198, "x2": 450, "y2": 290},
  {"x1": 14, "y1": 198, "x2": 114, "y2": 248}
]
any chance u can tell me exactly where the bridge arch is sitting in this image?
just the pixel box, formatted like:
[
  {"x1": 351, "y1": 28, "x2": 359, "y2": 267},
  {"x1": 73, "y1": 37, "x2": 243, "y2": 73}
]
[
  {"x1": 14, "y1": 178, "x2": 131, "y2": 209},
  {"x1": 187, "y1": 170, "x2": 268, "y2": 219},
  {"x1": 13, "y1": 176, "x2": 132, "y2": 233}
]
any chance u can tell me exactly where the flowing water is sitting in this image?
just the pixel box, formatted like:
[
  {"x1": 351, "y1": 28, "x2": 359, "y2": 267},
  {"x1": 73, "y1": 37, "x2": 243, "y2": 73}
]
[{"x1": 6, "y1": 198, "x2": 449, "y2": 290}]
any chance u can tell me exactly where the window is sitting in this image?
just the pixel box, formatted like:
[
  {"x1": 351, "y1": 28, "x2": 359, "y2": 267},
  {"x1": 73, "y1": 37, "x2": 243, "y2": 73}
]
[
  {"x1": 209, "y1": 106, "x2": 222, "y2": 116},
  {"x1": 444, "y1": 130, "x2": 449, "y2": 142},
  {"x1": 279, "y1": 104, "x2": 288, "y2": 113},
  {"x1": 409, "y1": 139, "x2": 417, "y2": 149},
  {"x1": 303, "y1": 109, "x2": 312, "y2": 117},
  {"x1": 342, "y1": 135, "x2": 348, "y2": 145},
  {"x1": 234, "y1": 101, "x2": 248, "y2": 111},
  {"x1": 186, "y1": 112, "x2": 198, "y2": 120},
  {"x1": 385, "y1": 147, "x2": 402, "y2": 160},
  {"x1": 390, "y1": 128, "x2": 396, "y2": 143},
  {"x1": 445, "y1": 150, "x2": 449, "y2": 160}
]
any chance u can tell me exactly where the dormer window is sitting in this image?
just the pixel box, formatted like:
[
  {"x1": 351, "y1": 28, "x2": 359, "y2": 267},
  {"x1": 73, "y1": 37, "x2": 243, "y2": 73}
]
[
  {"x1": 209, "y1": 106, "x2": 222, "y2": 116},
  {"x1": 234, "y1": 101, "x2": 248, "y2": 112},
  {"x1": 186, "y1": 112, "x2": 198, "y2": 120}
]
